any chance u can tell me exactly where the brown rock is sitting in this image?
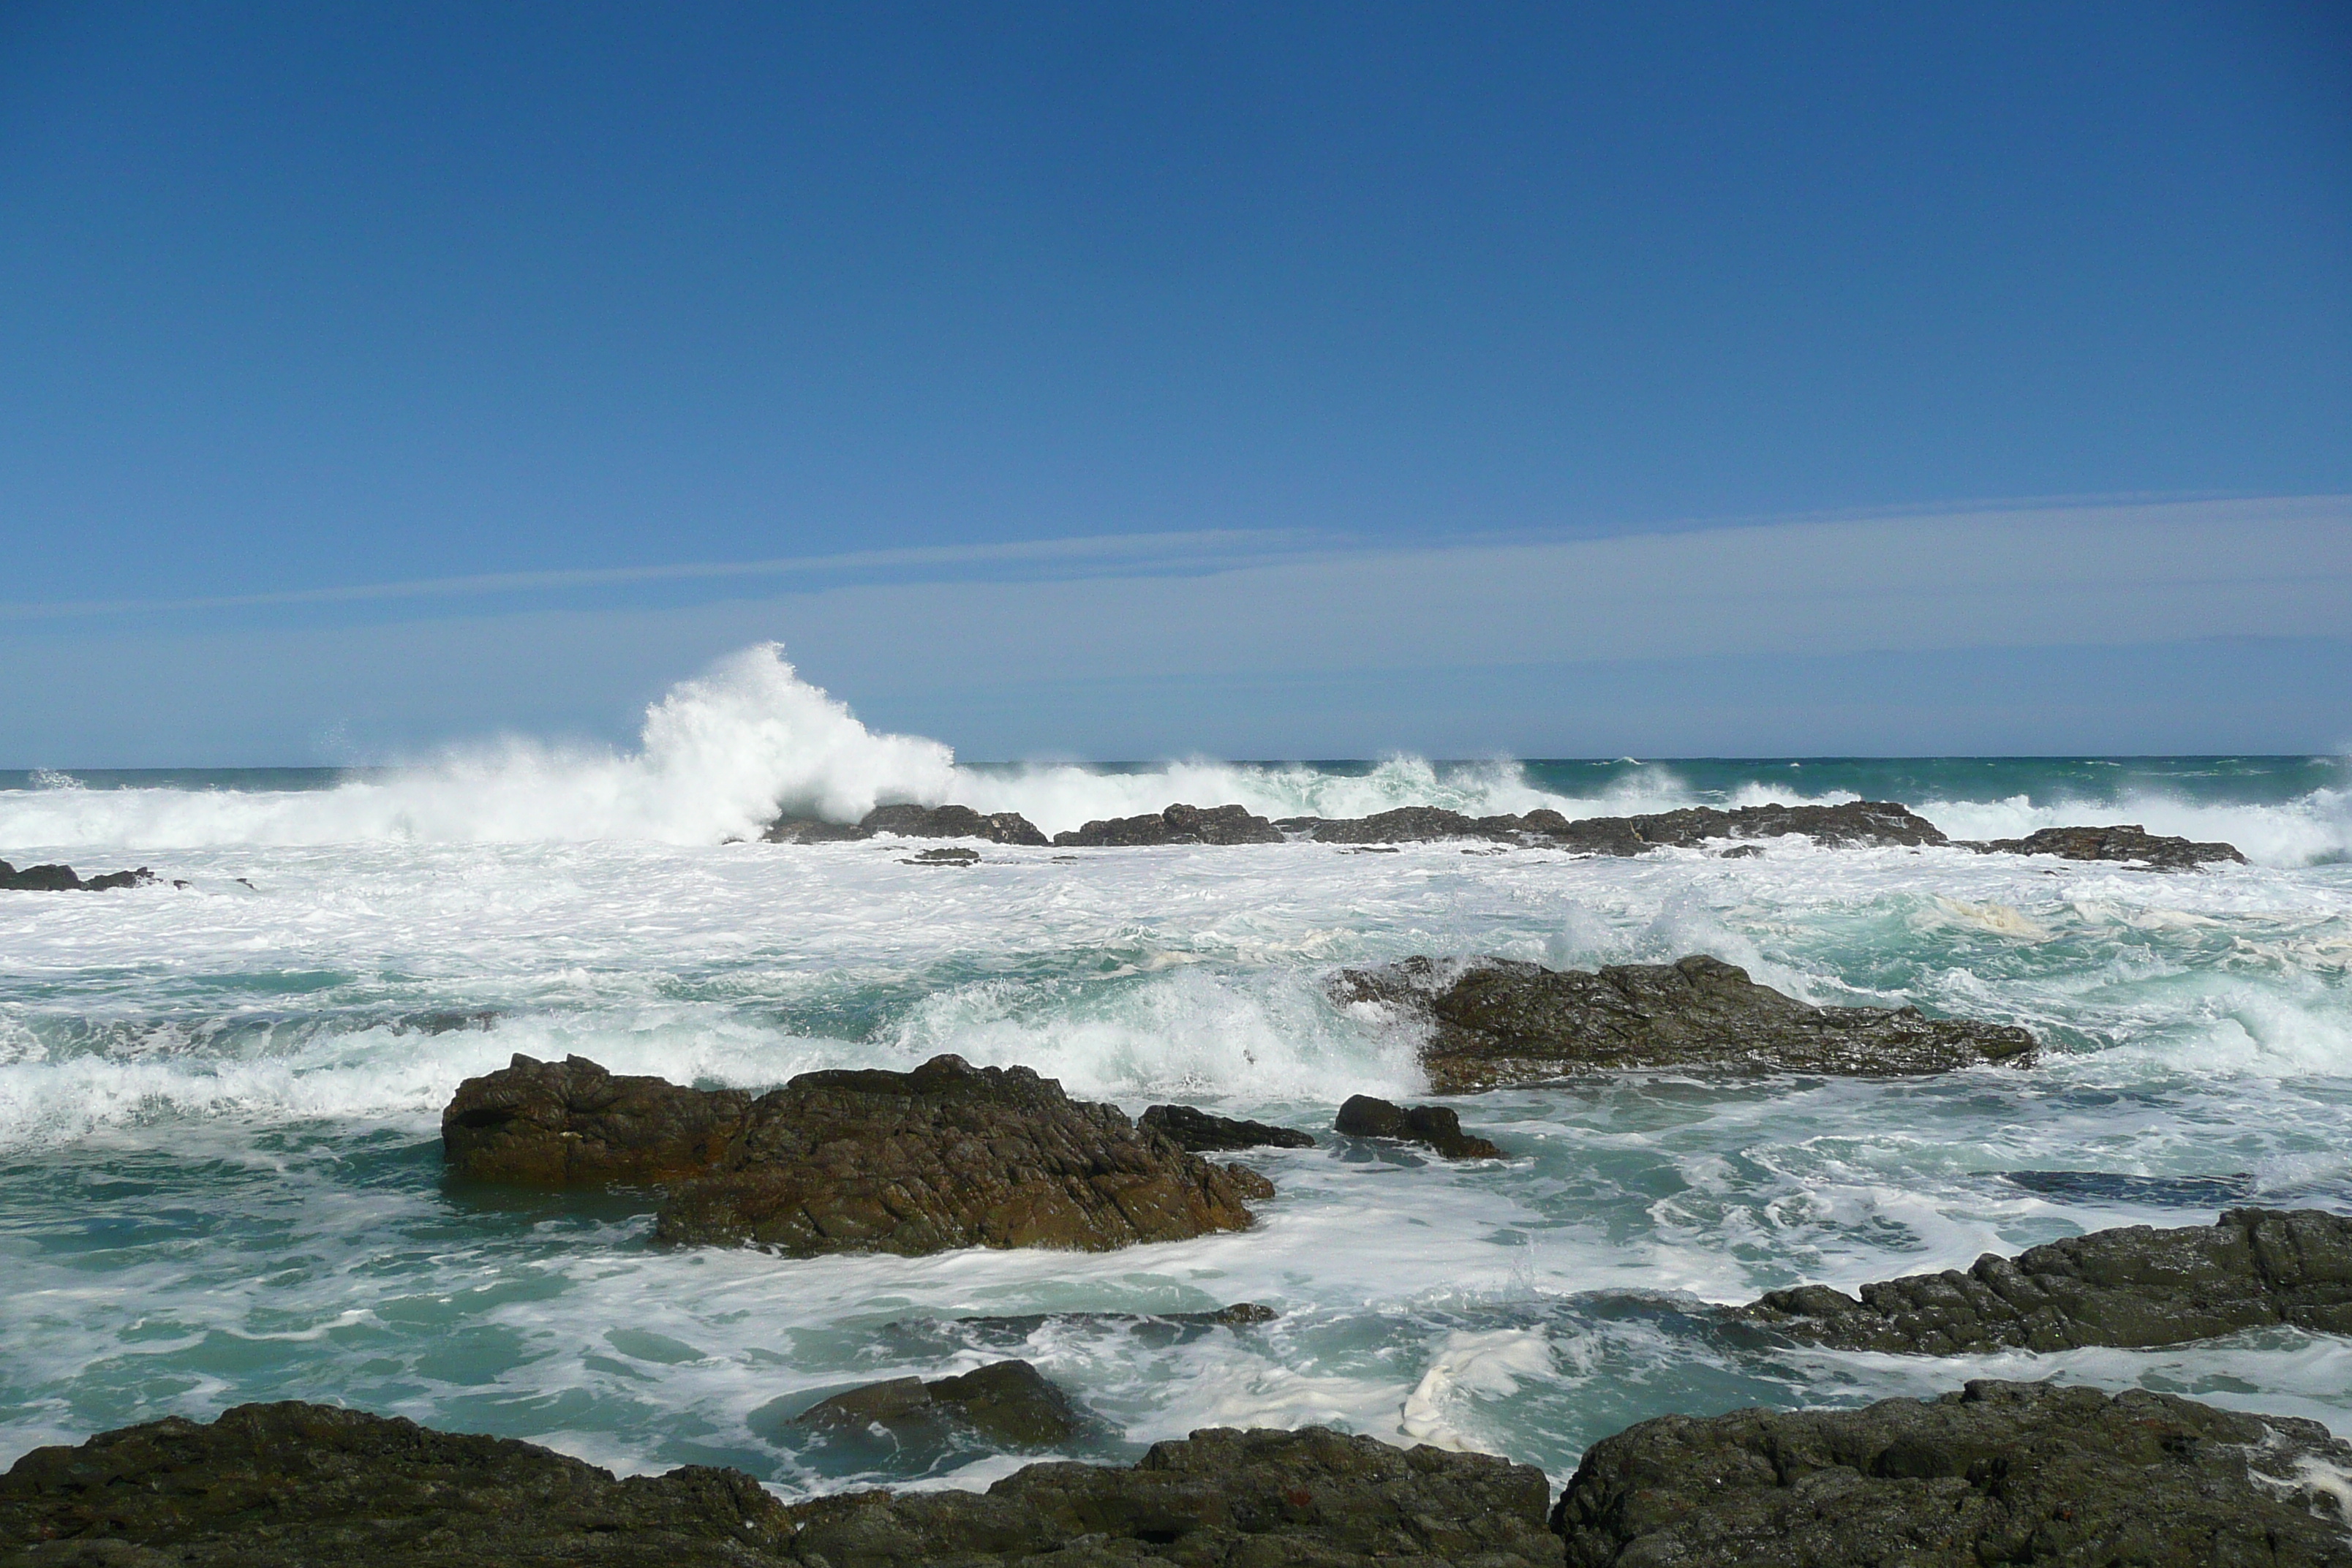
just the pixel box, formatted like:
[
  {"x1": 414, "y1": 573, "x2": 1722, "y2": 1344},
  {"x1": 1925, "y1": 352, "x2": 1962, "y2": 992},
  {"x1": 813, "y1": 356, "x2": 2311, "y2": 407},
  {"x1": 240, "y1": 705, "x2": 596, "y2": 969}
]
[
  {"x1": 442, "y1": 1054, "x2": 754, "y2": 1186},
  {"x1": 1962, "y1": 823, "x2": 2246, "y2": 869},
  {"x1": 1138, "y1": 1104, "x2": 1316, "y2": 1151},
  {"x1": 1333, "y1": 1094, "x2": 1504, "y2": 1159}
]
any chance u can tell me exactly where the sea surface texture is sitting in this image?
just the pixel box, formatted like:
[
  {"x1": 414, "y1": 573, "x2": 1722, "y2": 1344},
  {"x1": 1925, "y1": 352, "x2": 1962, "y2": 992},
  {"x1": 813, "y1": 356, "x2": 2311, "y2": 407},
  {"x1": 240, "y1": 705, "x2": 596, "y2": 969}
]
[{"x1": 3, "y1": 647, "x2": 2349, "y2": 1496}]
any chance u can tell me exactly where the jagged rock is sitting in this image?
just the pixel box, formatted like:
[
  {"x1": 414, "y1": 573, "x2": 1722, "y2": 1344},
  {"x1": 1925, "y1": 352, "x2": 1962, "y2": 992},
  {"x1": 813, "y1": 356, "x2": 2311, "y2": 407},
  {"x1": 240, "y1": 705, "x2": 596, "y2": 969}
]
[
  {"x1": 650, "y1": 1055, "x2": 1270, "y2": 1255},
  {"x1": 1333, "y1": 1094, "x2": 1503, "y2": 1159},
  {"x1": 1334, "y1": 953, "x2": 2035, "y2": 1091},
  {"x1": 783, "y1": 1423, "x2": 1559, "y2": 1567},
  {"x1": 0, "y1": 1405, "x2": 1559, "y2": 1567},
  {"x1": 1737, "y1": 1207, "x2": 2352, "y2": 1353},
  {"x1": 1962, "y1": 823, "x2": 2247, "y2": 869},
  {"x1": 1297, "y1": 799, "x2": 1949, "y2": 853},
  {"x1": 785, "y1": 1360, "x2": 1086, "y2": 1451},
  {"x1": 443, "y1": 1054, "x2": 1270, "y2": 1258},
  {"x1": 0, "y1": 1399, "x2": 796, "y2": 1567},
  {"x1": 1138, "y1": 1104, "x2": 1316, "y2": 1152},
  {"x1": 1052, "y1": 802, "x2": 1286, "y2": 847},
  {"x1": 1554, "y1": 1379, "x2": 2352, "y2": 1568},
  {"x1": 1308, "y1": 807, "x2": 1500, "y2": 843},
  {"x1": 859, "y1": 804, "x2": 1049, "y2": 845},
  {"x1": 0, "y1": 860, "x2": 157, "y2": 892},
  {"x1": 442, "y1": 1054, "x2": 755, "y2": 1186}
]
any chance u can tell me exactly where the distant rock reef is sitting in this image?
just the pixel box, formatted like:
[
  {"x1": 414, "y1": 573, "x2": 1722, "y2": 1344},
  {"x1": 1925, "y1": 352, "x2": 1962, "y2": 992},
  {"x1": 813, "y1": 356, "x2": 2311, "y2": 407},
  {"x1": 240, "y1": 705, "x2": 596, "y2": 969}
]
[
  {"x1": 758, "y1": 798, "x2": 2248, "y2": 867},
  {"x1": 441, "y1": 1052, "x2": 1269, "y2": 1256},
  {"x1": 1334, "y1": 952, "x2": 2035, "y2": 1090},
  {"x1": 0, "y1": 860, "x2": 158, "y2": 892}
]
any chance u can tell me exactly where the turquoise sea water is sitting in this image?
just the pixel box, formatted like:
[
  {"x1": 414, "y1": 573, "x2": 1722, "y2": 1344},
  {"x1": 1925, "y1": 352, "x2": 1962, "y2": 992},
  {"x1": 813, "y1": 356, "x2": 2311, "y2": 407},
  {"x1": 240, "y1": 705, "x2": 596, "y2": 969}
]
[{"x1": 3, "y1": 652, "x2": 2348, "y2": 1496}]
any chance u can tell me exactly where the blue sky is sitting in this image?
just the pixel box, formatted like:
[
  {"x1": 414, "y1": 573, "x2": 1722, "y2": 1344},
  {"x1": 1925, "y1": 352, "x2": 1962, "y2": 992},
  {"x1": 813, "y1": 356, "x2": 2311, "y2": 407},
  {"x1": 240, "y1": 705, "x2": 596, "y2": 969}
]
[{"x1": 2, "y1": 2, "x2": 2347, "y2": 762}]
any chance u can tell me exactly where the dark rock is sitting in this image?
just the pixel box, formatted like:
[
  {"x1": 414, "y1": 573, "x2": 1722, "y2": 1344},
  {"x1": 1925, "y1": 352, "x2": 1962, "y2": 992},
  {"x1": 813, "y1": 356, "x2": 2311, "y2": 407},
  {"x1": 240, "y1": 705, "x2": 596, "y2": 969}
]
[
  {"x1": 1311, "y1": 807, "x2": 1495, "y2": 843},
  {"x1": 1301, "y1": 799, "x2": 1949, "y2": 853},
  {"x1": 902, "y1": 846, "x2": 980, "y2": 866},
  {"x1": 1333, "y1": 1094, "x2": 1504, "y2": 1159},
  {"x1": 1051, "y1": 802, "x2": 1284, "y2": 847},
  {"x1": 0, "y1": 1404, "x2": 1559, "y2": 1567},
  {"x1": 1554, "y1": 1379, "x2": 2352, "y2": 1568},
  {"x1": 1962, "y1": 823, "x2": 2247, "y2": 869},
  {"x1": 648, "y1": 1054, "x2": 1268, "y2": 1255},
  {"x1": 1737, "y1": 1206, "x2": 2352, "y2": 1354},
  {"x1": 784, "y1": 1422, "x2": 1559, "y2": 1567},
  {"x1": 442, "y1": 1054, "x2": 755, "y2": 1187},
  {"x1": 0, "y1": 1399, "x2": 796, "y2": 1567},
  {"x1": 860, "y1": 804, "x2": 1049, "y2": 846},
  {"x1": 759, "y1": 816, "x2": 868, "y2": 844},
  {"x1": 0, "y1": 861, "x2": 157, "y2": 892},
  {"x1": 788, "y1": 1360, "x2": 1086, "y2": 1451},
  {"x1": 1334, "y1": 953, "x2": 2035, "y2": 1091},
  {"x1": 1138, "y1": 1104, "x2": 1316, "y2": 1152}
]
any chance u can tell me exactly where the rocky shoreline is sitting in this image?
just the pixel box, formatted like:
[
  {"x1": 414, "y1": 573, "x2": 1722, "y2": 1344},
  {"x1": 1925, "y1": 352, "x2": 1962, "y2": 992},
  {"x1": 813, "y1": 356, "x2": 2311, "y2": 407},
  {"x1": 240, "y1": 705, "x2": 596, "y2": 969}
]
[{"x1": 755, "y1": 796, "x2": 2249, "y2": 867}]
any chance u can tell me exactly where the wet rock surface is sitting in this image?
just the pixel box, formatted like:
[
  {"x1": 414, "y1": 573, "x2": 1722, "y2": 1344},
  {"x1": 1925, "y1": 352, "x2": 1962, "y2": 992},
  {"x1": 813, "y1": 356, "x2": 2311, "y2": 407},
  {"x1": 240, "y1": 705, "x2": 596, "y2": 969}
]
[
  {"x1": 1554, "y1": 1379, "x2": 2352, "y2": 1568},
  {"x1": 1052, "y1": 803, "x2": 1284, "y2": 847},
  {"x1": 1137, "y1": 1104, "x2": 1316, "y2": 1152},
  {"x1": 0, "y1": 1399, "x2": 796, "y2": 1567},
  {"x1": 903, "y1": 845, "x2": 981, "y2": 865},
  {"x1": 1333, "y1": 1094, "x2": 1504, "y2": 1159},
  {"x1": 0, "y1": 861, "x2": 158, "y2": 892},
  {"x1": 1335, "y1": 953, "x2": 2036, "y2": 1091},
  {"x1": 1738, "y1": 1206, "x2": 2352, "y2": 1353},
  {"x1": 1, "y1": 1403, "x2": 1561, "y2": 1568},
  {"x1": 760, "y1": 804, "x2": 1048, "y2": 845},
  {"x1": 1293, "y1": 798, "x2": 1950, "y2": 853},
  {"x1": 442, "y1": 1054, "x2": 1269, "y2": 1256},
  {"x1": 784, "y1": 1360, "x2": 1088, "y2": 1453},
  {"x1": 1962, "y1": 822, "x2": 2247, "y2": 868}
]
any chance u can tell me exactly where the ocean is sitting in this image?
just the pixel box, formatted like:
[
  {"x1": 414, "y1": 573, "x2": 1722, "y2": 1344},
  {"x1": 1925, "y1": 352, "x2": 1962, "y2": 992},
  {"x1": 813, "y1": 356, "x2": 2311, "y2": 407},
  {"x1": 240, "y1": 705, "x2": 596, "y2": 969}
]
[{"x1": 3, "y1": 644, "x2": 2349, "y2": 1498}]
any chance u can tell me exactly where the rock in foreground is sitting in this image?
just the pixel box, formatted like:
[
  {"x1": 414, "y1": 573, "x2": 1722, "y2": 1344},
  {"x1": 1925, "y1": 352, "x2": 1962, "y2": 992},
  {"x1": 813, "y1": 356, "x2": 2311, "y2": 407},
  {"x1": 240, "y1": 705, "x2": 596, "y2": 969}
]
[
  {"x1": 0, "y1": 1403, "x2": 1561, "y2": 1567},
  {"x1": 786, "y1": 1359, "x2": 1087, "y2": 1451},
  {"x1": 1052, "y1": 802, "x2": 1284, "y2": 846},
  {"x1": 0, "y1": 860, "x2": 157, "y2": 892},
  {"x1": 1555, "y1": 1379, "x2": 2352, "y2": 1568},
  {"x1": 442, "y1": 1054, "x2": 756, "y2": 1186},
  {"x1": 1138, "y1": 1103, "x2": 1316, "y2": 1152},
  {"x1": 1334, "y1": 953, "x2": 2035, "y2": 1091},
  {"x1": 1963, "y1": 823, "x2": 2247, "y2": 869},
  {"x1": 1738, "y1": 1206, "x2": 2352, "y2": 1353},
  {"x1": 1333, "y1": 1094, "x2": 1503, "y2": 1159}
]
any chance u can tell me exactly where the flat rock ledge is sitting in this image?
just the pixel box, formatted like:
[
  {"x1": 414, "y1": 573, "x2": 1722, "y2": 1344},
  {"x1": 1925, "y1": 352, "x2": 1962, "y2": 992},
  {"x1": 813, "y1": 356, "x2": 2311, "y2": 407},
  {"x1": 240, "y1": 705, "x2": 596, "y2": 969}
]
[
  {"x1": 0, "y1": 860, "x2": 157, "y2": 892},
  {"x1": 1738, "y1": 1206, "x2": 2352, "y2": 1353},
  {"x1": 442, "y1": 1052, "x2": 1270, "y2": 1257},
  {"x1": 1958, "y1": 822, "x2": 2249, "y2": 869},
  {"x1": 787, "y1": 1359, "x2": 1087, "y2": 1450},
  {"x1": 0, "y1": 1401, "x2": 1560, "y2": 1568},
  {"x1": 1333, "y1": 953, "x2": 2036, "y2": 1091},
  {"x1": 1555, "y1": 1379, "x2": 2352, "y2": 1568}
]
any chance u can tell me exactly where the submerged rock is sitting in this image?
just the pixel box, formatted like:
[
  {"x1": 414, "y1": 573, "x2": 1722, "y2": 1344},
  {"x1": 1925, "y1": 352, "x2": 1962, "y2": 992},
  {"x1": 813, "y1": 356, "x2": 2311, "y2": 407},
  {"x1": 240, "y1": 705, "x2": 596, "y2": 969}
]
[
  {"x1": 0, "y1": 860, "x2": 158, "y2": 892},
  {"x1": 1333, "y1": 1094, "x2": 1504, "y2": 1159},
  {"x1": 1334, "y1": 953, "x2": 2035, "y2": 1091},
  {"x1": 758, "y1": 816, "x2": 869, "y2": 844},
  {"x1": 1554, "y1": 1379, "x2": 2352, "y2": 1568},
  {"x1": 923, "y1": 1303, "x2": 1280, "y2": 1349},
  {"x1": 902, "y1": 845, "x2": 980, "y2": 866},
  {"x1": 1052, "y1": 802, "x2": 1284, "y2": 847},
  {"x1": 786, "y1": 1360, "x2": 1087, "y2": 1451},
  {"x1": 0, "y1": 1399, "x2": 796, "y2": 1567},
  {"x1": 1962, "y1": 823, "x2": 2247, "y2": 869},
  {"x1": 0, "y1": 1404, "x2": 1559, "y2": 1567},
  {"x1": 1737, "y1": 1206, "x2": 2352, "y2": 1353},
  {"x1": 1138, "y1": 1103, "x2": 1316, "y2": 1152},
  {"x1": 442, "y1": 1053, "x2": 1270, "y2": 1257}
]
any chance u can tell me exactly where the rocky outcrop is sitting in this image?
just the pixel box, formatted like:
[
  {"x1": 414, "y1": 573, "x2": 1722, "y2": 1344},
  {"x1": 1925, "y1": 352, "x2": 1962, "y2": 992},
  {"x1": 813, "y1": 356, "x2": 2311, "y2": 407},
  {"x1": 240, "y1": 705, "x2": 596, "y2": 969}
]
[
  {"x1": 786, "y1": 1360, "x2": 1088, "y2": 1450},
  {"x1": 1293, "y1": 799, "x2": 1950, "y2": 853},
  {"x1": 1962, "y1": 823, "x2": 2247, "y2": 869},
  {"x1": 0, "y1": 1399, "x2": 797, "y2": 1567},
  {"x1": 0, "y1": 860, "x2": 157, "y2": 892},
  {"x1": 1138, "y1": 1104, "x2": 1316, "y2": 1152},
  {"x1": 1, "y1": 1403, "x2": 1561, "y2": 1567},
  {"x1": 759, "y1": 804, "x2": 1048, "y2": 845},
  {"x1": 1334, "y1": 953, "x2": 2035, "y2": 1090},
  {"x1": 648, "y1": 1055, "x2": 1270, "y2": 1256},
  {"x1": 1554, "y1": 1379, "x2": 2352, "y2": 1568},
  {"x1": 444, "y1": 1053, "x2": 1270, "y2": 1256},
  {"x1": 902, "y1": 845, "x2": 980, "y2": 866},
  {"x1": 442, "y1": 1054, "x2": 755, "y2": 1187},
  {"x1": 1052, "y1": 803, "x2": 1284, "y2": 847},
  {"x1": 1333, "y1": 1095, "x2": 1503, "y2": 1159},
  {"x1": 1738, "y1": 1207, "x2": 2352, "y2": 1354}
]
